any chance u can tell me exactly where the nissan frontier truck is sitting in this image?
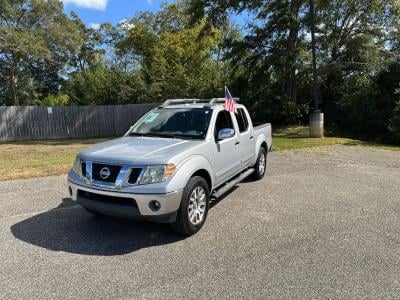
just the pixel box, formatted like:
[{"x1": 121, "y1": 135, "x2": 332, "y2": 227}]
[{"x1": 68, "y1": 98, "x2": 272, "y2": 235}]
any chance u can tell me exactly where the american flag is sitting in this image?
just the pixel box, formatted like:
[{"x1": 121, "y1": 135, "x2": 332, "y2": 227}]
[{"x1": 224, "y1": 86, "x2": 237, "y2": 113}]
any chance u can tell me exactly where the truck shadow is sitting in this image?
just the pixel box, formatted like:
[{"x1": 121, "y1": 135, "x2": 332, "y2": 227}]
[
  {"x1": 10, "y1": 198, "x2": 183, "y2": 256},
  {"x1": 10, "y1": 189, "x2": 236, "y2": 256}
]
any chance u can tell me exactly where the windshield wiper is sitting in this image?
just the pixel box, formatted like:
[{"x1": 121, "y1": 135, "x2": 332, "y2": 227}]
[
  {"x1": 129, "y1": 132, "x2": 177, "y2": 139},
  {"x1": 128, "y1": 132, "x2": 148, "y2": 137},
  {"x1": 155, "y1": 133, "x2": 200, "y2": 140},
  {"x1": 129, "y1": 132, "x2": 200, "y2": 140}
]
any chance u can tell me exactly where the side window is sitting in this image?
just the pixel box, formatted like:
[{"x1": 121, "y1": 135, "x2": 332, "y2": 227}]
[
  {"x1": 236, "y1": 108, "x2": 249, "y2": 133},
  {"x1": 214, "y1": 111, "x2": 234, "y2": 138}
]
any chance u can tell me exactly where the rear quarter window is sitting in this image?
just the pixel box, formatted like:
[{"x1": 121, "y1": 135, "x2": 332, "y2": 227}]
[{"x1": 236, "y1": 108, "x2": 249, "y2": 133}]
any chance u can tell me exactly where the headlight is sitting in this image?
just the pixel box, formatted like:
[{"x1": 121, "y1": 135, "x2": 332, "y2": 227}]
[
  {"x1": 138, "y1": 164, "x2": 175, "y2": 185},
  {"x1": 73, "y1": 156, "x2": 81, "y2": 176}
]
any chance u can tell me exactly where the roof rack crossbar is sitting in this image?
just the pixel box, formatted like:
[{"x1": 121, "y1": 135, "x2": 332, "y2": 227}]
[
  {"x1": 161, "y1": 97, "x2": 240, "y2": 107},
  {"x1": 162, "y1": 99, "x2": 204, "y2": 106},
  {"x1": 209, "y1": 98, "x2": 240, "y2": 105}
]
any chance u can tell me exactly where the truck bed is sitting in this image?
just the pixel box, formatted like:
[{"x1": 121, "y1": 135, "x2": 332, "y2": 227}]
[{"x1": 253, "y1": 122, "x2": 272, "y2": 130}]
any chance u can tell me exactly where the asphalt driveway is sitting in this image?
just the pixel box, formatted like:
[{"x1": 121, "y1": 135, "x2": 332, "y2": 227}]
[{"x1": 1, "y1": 145, "x2": 399, "y2": 299}]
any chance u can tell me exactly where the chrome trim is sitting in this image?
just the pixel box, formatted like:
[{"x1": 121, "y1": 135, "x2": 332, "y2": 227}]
[
  {"x1": 85, "y1": 161, "x2": 93, "y2": 184},
  {"x1": 131, "y1": 167, "x2": 147, "y2": 185},
  {"x1": 87, "y1": 180, "x2": 115, "y2": 189},
  {"x1": 218, "y1": 128, "x2": 235, "y2": 140},
  {"x1": 99, "y1": 166, "x2": 111, "y2": 180},
  {"x1": 115, "y1": 166, "x2": 130, "y2": 190}
]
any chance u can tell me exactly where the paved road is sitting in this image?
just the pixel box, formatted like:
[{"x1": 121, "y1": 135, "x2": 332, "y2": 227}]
[{"x1": 1, "y1": 145, "x2": 399, "y2": 299}]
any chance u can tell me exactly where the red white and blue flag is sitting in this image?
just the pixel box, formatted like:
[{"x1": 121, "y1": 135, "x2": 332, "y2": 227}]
[{"x1": 224, "y1": 86, "x2": 237, "y2": 113}]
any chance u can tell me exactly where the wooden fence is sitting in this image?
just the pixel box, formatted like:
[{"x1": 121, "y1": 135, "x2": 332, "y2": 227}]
[{"x1": 0, "y1": 104, "x2": 159, "y2": 142}]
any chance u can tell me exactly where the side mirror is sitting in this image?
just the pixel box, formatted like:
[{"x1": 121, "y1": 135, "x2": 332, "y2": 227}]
[{"x1": 218, "y1": 128, "x2": 235, "y2": 140}]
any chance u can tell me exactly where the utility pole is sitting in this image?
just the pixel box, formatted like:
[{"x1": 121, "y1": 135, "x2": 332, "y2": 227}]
[
  {"x1": 309, "y1": 0, "x2": 324, "y2": 138},
  {"x1": 310, "y1": 0, "x2": 318, "y2": 111}
]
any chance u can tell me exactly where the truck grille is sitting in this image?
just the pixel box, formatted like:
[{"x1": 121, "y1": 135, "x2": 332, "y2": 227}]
[
  {"x1": 128, "y1": 168, "x2": 142, "y2": 184},
  {"x1": 92, "y1": 163, "x2": 121, "y2": 183},
  {"x1": 80, "y1": 161, "x2": 142, "y2": 185}
]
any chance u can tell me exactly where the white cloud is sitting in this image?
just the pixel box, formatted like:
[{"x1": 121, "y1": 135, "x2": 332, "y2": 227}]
[
  {"x1": 62, "y1": 0, "x2": 108, "y2": 11},
  {"x1": 89, "y1": 23, "x2": 101, "y2": 30}
]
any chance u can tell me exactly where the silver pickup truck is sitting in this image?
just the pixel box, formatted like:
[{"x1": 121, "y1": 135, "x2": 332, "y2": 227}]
[{"x1": 68, "y1": 98, "x2": 272, "y2": 235}]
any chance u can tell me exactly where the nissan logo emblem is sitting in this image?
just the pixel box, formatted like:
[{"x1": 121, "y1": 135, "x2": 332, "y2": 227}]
[{"x1": 99, "y1": 167, "x2": 111, "y2": 180}]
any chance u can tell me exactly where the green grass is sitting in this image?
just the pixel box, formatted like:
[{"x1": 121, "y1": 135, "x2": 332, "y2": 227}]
[
  {"x1": 0, "y1": 128, "x2": 398, "y2": 181},
  {"x1": 273, "y1": 126, "x2": 400, "y2": 152},
  {"x1": 0, "y1": 138, "x2": 109, "y2": 181}
]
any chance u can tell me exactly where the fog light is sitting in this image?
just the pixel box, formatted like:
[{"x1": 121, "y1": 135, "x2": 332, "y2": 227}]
[
  {"x1": 149, "y1": 200, "x2": 161, "y2": 211},
  {"x1": 68, "y1": 187, "x2": 72, "y2": 196}
]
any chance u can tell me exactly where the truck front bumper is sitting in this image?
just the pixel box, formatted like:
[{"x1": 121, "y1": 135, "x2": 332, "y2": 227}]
[{"x1": 68, "y1": 180, "x2": 183, "y2": 223}]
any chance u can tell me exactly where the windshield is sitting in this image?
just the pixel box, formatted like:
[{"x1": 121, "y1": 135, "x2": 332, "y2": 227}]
[{"x1": 129, "y1": 108, "x2": 212, "y2": 139}]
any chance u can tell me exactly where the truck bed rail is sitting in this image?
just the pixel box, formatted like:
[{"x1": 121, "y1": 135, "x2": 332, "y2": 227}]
[{"x1": 253, "y1": 123, "x2": 271, "y2": 130}]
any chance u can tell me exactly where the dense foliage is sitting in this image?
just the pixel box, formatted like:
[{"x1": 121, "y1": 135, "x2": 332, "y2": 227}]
[{"x1": 1, "y1": 0, "x2": 400, "y2": 143}]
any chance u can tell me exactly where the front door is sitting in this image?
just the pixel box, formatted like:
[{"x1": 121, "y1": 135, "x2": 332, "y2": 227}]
[{"x1": 212, "y1": 110, "x2": 241, "y2": 186}]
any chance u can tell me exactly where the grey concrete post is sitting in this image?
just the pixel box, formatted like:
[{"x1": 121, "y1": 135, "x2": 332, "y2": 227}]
[{"x1": 309, "y1": 111, "x2": 324, "y2": 138}]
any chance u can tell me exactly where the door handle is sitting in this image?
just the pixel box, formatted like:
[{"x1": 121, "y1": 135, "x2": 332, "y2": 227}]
[
  {"x1": 250, "y1": 136, "x2": 254, "y2": 139},
  {"x1": 235, "y1": 141, "x2": 240, "y2": 145}
]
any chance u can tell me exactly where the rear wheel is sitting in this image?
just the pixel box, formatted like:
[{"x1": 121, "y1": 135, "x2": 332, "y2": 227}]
[
  {"x1": 252, "y1": 147, "x2": 267, "y2": 180},
  {"x1": 171, "y1": 176, "x2": 210, "y2": 236}
]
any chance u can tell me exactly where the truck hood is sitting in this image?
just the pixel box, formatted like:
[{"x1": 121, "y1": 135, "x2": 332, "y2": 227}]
[{"x1": 79, "y1": 136, "x2": 199, "y2": 165}]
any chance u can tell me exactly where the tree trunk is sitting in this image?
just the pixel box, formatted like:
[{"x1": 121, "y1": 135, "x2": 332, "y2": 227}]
[
  {"x1": 6, "y1": 63, "x2": 19, "y2": 106},
  {"x1": 284, "y1": 0, "x2": 302, "y2": 102}
]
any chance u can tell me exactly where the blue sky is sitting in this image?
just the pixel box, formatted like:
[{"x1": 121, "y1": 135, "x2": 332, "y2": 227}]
[
  {"x1": 62, "y1": 0, "x2": 170, "y2": 27},
  {"x1": 62, "y1": 0, "x2": 248, "y2": 32}
]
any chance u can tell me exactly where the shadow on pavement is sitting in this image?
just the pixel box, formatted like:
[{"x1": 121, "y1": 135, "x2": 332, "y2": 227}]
[
  {"x1": 11, "y1": 185, "x2": 241, "y2": 256},
  {"x1": 10, "y1": 198, "x2": 184, "y2": 256}
]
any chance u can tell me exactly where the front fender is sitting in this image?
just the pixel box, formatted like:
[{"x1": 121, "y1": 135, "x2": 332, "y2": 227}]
[{"x1": 167, "y1": 155, "x2": 214, "y2": 192}]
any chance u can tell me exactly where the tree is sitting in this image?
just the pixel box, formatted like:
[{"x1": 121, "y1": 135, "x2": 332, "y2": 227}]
[
  {"x1": 0, "y1": 0, "x2": 83, "y2": 105},
  {"x1": 315, "y1": 0, "x2": 400, "y2": 124},
  {"x1": 36, "y1": 94, "x2": 70, "y2": 106},
  {"x1": 65, "y1": 59, "x2": 146, "y2": 105},
  {"x1": 113, "y1": 2, "x2": 226, "y2": 102},
  {"x1": 69, "y1": 12, "x2": 103, "y2": 72},
  {"x1": 389, "y1": 100, "x2": 400, "y2": 143},
  {"x1": 187, "y1": 0, "x2": 400, "y2": 126},
  {"x1": 188, "y1": 0, "x2": 311, "y2": 123}
]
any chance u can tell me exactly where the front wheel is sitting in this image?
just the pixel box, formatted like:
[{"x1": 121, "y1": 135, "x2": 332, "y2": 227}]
[
  {"x1": 252, "y1": 147, "x2": 267, "y2": 180},
  {"x1": 171, "y1": 176, "x2": 210, "y2": 236}
]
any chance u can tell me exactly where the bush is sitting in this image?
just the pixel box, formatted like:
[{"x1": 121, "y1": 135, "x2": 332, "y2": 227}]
[
  {"x1": 37, "y1": 94, "x2": 70, "y2": 106},
  {"x1": 336, "y1": 61, "x2": 400, "y2": 143},
  {"x1": 389, "y1": 100, "x2": 400, "y2": 144}
]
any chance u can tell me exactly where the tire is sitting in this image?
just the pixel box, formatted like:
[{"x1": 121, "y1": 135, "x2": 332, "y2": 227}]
[
  {"x1": 171, "y1": 176, "x2": 210, "y2": 236},
  {"x1": 252, "y1": 147, "x2": 267, "y2": 180}
]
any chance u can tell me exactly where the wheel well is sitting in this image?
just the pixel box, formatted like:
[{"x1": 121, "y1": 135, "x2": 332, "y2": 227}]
[
  {"x1": 261, "y1": 141, "x2": 268, "y2": 152},
  {"x1": 191, "y1": 169, "x2": 212, "y2": 190}
]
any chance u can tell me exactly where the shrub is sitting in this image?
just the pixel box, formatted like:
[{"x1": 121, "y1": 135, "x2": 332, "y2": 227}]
[
  {"x1": 37, "y1": 94, "x2": 71, "y2": 106},
  {"x1": 389, "y1": 100, "x2": 400, "y2": 144}
]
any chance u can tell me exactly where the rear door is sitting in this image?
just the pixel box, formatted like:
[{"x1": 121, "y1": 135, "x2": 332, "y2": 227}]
[
  {"x1": 212, "y1": 109, "x2": 242, "y2": 186},
  {"x1": 235, "y1": 108, "x2": 255, "y2": 168}
]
